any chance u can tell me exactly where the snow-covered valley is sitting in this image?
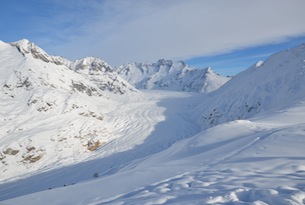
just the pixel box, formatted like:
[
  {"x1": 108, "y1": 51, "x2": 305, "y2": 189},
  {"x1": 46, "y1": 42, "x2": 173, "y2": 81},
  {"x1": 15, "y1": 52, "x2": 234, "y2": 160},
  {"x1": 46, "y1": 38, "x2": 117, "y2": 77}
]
[
  {"x1": 2, "y1": 92, "x2": 305, "y2": 205},
  {"x1": 1, "y1": 39, "x2": 305, "y2": 204},
  {"x1": 0, "y1": 90, "x2": 202, "y2": 201}
]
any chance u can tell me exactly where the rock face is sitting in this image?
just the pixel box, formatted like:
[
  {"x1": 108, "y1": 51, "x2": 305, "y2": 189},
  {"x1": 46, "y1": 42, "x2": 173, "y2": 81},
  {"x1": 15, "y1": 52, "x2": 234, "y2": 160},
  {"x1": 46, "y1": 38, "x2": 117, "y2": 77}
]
[{"x1": 117, "y1": 59, "x2": 231, "y2": 93}]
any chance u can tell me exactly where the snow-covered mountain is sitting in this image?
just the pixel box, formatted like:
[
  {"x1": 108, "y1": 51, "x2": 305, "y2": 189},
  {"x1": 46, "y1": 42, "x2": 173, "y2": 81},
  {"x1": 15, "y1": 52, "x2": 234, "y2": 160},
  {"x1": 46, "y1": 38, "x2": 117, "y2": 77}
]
[
  {"x1": 1, "y1": 40, "x2": 305, "y2": 205},
  {"x1": 11, "y1": 39, "x2": 137, "y2": 96},
  {"x1": 0, "y1": 39, "x2": 138, "y2": 181},
  {"x1": 117, "y1": 59, "x2": 230, "y2": 93},
  {"x1": 70, "y1": 57, "x2": 137, "y2": 95},
  {"x1": 196, "y1": 43, "x2": 305, "y2": 129}
]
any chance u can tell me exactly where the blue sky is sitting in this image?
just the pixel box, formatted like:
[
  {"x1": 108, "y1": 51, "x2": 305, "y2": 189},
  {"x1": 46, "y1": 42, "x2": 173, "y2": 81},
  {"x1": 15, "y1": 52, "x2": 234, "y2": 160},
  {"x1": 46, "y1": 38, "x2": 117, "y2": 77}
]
[
  {"x1": 1, "y1": 0, "x2": 305, "y2": 76},
  {"x1": 186, "y1": 36, "x2": 305, "y2": 76}
]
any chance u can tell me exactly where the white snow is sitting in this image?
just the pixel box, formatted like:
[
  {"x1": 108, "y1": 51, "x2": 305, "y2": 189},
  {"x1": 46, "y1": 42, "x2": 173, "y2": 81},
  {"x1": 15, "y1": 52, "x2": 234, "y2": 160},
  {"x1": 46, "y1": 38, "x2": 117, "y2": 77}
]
[
  {"x1": 196, "y1": 43, "x2": 305, "y2": 129},
  {"x1": 1, "y1": 40, "x2": 305, "y2": 205},
  {"x1": 116, "y1": 59, "x2": 230, "y2": 93},
  {"x1": 0, "y1": 39, "x2": 139, "y2": 182},
  {"x1": 2, "y1": 98, "x2": 305, "y2": 205}
]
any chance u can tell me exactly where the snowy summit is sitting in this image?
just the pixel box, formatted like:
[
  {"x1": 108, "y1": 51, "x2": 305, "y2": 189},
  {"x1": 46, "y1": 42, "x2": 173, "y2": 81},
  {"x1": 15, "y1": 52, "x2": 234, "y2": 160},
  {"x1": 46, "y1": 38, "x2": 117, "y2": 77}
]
[{"x1": 117, "y1": 59, "x2": 230, "y2": 93}]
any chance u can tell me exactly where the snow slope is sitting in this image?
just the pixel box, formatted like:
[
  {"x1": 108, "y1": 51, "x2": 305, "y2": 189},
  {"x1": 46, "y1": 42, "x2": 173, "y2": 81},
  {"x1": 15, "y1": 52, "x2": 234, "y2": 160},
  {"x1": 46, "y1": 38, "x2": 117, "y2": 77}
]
[
  {"x1": 0, "y1": 90, "x2": 202, "y2": 201},
  {"x1": 11, "y1": 39, "x2": 137, "y2": 97},
  {"x1": 196, "y1": 43, "x2": 305, "y2": 129},
  {"x1": 3, "y1": 94, "x2": 305, "y2": 205},
  {"x1": 117, "y1": 59, "x2": 230, "y2": 93},
  {"x1": 0, "y1": 39, "x2": 139, "y2": 181}
]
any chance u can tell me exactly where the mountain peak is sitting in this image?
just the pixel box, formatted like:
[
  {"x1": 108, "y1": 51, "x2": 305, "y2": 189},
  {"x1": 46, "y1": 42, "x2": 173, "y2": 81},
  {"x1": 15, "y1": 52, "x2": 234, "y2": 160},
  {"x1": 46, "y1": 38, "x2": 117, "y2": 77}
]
[
  {"x1": 75, "y1": 57, "x2": 108, "y2": 66},
  {"x1": 11, "y1": 39, "x2": 39, "y2": 53},
  {"x1": 1, "y1": 39, "x2": 137, "y2": 97},
  {"x1": 155, "y1": 59, "x2": 173, "y2": 66},
  {"x1": 73, "y1": 57, "x2": 114, "y2": 73},
  {"x1": 70, "y1": 57, "x2": 137, "y2": 94},
  {"x1": 206, "y1": 67, "x2": 213, "y2": 73},
  {"x1": 10, "y1": 39, "x2": 53, "y2": 63},
  {"x1": 15, "y1": 38, "x2": 31, "y2": 44},
  {"x1": 117, "y1": 59, "x2": 230, "y2": 93}
]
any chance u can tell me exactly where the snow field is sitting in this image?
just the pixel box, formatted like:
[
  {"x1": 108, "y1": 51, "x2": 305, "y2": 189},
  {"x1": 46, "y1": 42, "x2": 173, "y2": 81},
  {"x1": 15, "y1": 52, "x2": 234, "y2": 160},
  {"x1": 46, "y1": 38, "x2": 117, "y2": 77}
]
[
  {"x1": 1, "y1": 40, "x2": 305, "y2": 204},
  {"x1": 0, "y1": 90, "x2": 202, "y2": 201},
  {"x1": 2, "y1": 98, "x2": 305, "y2": 205}
]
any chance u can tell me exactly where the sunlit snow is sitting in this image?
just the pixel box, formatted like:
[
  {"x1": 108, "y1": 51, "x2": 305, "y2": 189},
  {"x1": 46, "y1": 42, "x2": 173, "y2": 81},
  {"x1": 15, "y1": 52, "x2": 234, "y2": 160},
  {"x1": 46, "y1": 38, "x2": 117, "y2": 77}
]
[{"x1": 1, "y1": 40, "x2": 305, "y2": 205}]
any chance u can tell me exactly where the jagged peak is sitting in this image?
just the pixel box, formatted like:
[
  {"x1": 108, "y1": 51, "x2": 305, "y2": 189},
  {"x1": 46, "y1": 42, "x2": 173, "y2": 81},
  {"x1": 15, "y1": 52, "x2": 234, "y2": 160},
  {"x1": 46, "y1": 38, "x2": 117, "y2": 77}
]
[
  {"x1": 174, "y1": 60, "x2": 186, "y2": 67},
  {"x1": 206, "y1": 67, "x2": 212, "y2": 71},
  {"x1": 75, "y1": 57, "x2": 108, "y2": 65},
  {"x1": 11, "y1": 39, "x2": 43, "y2": 54},
  {"x1": 10, "y1": 39, "x2": 56, "y2": 64},
  {"x1": 120, "y1": 59, "x2": 190, "y2": 70},
  {"x1": 73, "y1": 57, "x2": 113, "y2": 72},
  {"x1": 116, "y1": 58, "x2": 230, "y2": 93},
  {"x1": 6, "y1": 39, "x2": 73, "y2": 67},
  {"x1": 13, "y1": 38, "x2": 31, "y2": 45},
  {"x1": 205, "y1": 67, "x2": 216, "y2": 74},
  {"x1": 155, "y1": 59, "x2": 173, "y2": 66}
]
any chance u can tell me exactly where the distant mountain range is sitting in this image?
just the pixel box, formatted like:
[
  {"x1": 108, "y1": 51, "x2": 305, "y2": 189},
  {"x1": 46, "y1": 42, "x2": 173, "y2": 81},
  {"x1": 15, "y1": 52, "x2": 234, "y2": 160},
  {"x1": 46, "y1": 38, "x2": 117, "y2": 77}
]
[{"x1": 117, "y1": 59, "x2": 230, "y2": 93}]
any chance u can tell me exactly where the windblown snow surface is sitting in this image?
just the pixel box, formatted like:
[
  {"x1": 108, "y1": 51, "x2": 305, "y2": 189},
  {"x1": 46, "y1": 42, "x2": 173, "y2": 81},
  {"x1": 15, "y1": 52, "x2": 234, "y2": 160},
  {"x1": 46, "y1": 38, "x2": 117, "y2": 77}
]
[{"x1": 1, "y1": 41, "x2": 305, "y2": 205}]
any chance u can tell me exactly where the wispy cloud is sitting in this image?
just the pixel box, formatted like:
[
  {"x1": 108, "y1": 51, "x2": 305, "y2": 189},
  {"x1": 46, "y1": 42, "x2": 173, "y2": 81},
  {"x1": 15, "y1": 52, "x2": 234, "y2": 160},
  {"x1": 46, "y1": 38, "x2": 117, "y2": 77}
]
[
  {"x1": 184, "y1": 37, "x2": 305, "y2": 76},
  {"x1": 3, "y1": 0, "x2": 305, "y2": 66}
]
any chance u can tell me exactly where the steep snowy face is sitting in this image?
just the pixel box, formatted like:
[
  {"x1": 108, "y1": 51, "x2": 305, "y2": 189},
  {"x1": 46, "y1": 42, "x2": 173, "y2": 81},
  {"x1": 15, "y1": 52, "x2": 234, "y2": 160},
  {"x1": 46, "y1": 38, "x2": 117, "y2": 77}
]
[
  {"x1": 197, "y1": 43, "x2": 305, "y2": 128},
  {"x1": 117, "y1": 59, "x2": 230, "y2": 93},
  {"x1": 72, "y1": 57, "x2": 137, "y2": 95},
  {"x1": 0, "y1": 40, "x2": 132, "y2": 181},
  {"x1": 10, "y1": 39, "x2": 69, "y2": 66},
  {"x1": 9, "y1": 39, "x2": 137, "y2": 96},
  {"x1": 3, "y1": 40, "x2": 105, "y2": 97},
  {"x1": 10, "y1": 39, "x2": 50, "y2": 62}
]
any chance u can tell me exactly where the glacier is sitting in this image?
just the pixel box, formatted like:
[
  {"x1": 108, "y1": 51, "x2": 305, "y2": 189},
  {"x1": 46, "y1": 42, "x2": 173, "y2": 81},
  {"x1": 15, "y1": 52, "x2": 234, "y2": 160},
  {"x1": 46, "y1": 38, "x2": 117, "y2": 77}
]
[{"x1": 0, "y1": 39, "x2": 305, "y2": 205}]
